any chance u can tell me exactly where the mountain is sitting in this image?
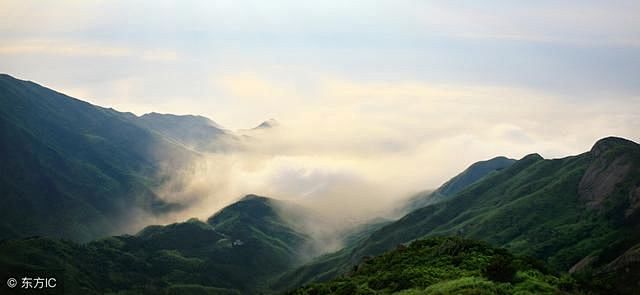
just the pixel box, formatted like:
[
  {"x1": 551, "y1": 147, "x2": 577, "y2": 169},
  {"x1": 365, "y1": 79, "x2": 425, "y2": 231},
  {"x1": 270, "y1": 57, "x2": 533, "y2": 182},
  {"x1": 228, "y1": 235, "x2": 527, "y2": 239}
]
[
  {"x1": 402, "y1": 156, "x2": 516, "y2": 212},
  {"x1": 206, "y1": 195, "x2": 312, "y2": 270},
  {"x1": 0, "y1": 195, "x2": 312, "y2": 294},
  {"x1": 253, "y1": 118, "x2": 279, "y2": 130},
  {"x1": 436, "y1": 156, "x2": 516, "y2": 197},
  {"x1": 290, "y1": 237, "x2": 576, "y2": 294},
  {"x1": 2, "y1": 74, "x2": 639, "y2": 293},
  {"x1": 281, "y1": 137, "x2": 640, "y2": 294},
  {"x1": 137, "y1": 112, "x2": 238, "y2": 152},
  {"x1": 279, "y1": 156, "x2": 517, "y2": 292},
  {"x1": 0, "y1": 74, "x2": 199, "y2": 241}
]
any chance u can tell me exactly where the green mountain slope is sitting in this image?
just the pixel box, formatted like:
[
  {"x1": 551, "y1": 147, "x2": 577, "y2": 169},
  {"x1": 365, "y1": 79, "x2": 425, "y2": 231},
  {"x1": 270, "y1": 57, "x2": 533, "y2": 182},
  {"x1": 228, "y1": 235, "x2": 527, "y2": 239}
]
[
  {"x1": 436, "y1": 156, "x2": 516, "y2": 197},
  {"x1": 403, "y1": 156, "x2": 516, "y2": 212},
  {"x1": 357, "y1": 137, "x2": 639, "y2": 269},
  {"x1": 290, "y1": 237, "x2": 576, "y2": 295},
  {"x1": 280, "y1": 137, "x2": 640, "y2": 293},
  {"x1": 276, "y1": 156, "x2": 516, "y2": 291},
  {"x1": 0, "y1": 195, "x2": 311, "y2": 294},
  {"x1": 0, "y1": 74, "x2": 197, "y2": 241}
]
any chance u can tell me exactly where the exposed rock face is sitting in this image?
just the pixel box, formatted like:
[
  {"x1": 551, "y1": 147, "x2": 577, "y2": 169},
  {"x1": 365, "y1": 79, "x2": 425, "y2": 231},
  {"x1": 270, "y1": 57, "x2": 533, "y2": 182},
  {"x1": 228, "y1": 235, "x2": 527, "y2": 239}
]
[
  {"x1": 578, "y1": 137, "x2": 638, "y2": 209},
  {"x1": 569, "y1": 255, "x2": 595, "y2": 274},
  {"x1": 626, "y1": 186, "x2": 640, "y2": 220},
  {"x1": 579, "y1": 154, "x2": 632, "y2": 208},
  {"x1": 602, "y1": 243, "x2": 640, "y2": 274}
]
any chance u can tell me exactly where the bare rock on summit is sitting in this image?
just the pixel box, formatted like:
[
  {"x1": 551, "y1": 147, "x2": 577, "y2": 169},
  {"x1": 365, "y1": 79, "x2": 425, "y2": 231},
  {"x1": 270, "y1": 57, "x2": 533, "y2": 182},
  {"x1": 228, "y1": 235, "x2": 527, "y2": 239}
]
[{"x1": 578, "y1": 137, "x2": 639, "y2": 209}]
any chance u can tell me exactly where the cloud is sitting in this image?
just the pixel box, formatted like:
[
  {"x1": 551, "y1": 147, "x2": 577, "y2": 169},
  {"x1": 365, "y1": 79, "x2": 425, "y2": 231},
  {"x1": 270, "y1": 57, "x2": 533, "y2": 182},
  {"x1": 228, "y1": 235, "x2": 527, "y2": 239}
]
[
  {"x1": 0, "y1": 39, "x2": 180, "y2": 61},
  {"x1": 150, "y1": 73, "x2": 639, "y2": 231},
  {"x1": 416, "y1": 1, "x2": 640, "y2": 48},
  {"x1": 141, "y1": 49, "x2": 180, "y2": 62},
  {"x1": 0, "y1": 40, "x2": 132, "y2": 57},
  {"x1": 216, "y1": 72, "x2": 299, "y2": 102}
]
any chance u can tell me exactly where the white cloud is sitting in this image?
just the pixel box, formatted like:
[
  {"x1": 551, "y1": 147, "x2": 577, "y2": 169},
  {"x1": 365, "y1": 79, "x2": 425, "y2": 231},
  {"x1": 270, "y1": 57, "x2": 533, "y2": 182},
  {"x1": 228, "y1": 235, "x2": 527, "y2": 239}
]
[
  {"x1": 0, "y1": 39, "x2": 181, "y2": 61},
  {"x1": 146, "y1": 73, "x2": 639, "y2": 231}
]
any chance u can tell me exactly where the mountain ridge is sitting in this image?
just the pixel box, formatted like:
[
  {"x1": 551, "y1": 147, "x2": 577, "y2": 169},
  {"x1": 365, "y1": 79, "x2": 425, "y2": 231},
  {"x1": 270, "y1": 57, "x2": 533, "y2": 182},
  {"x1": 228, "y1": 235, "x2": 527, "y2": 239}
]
[
  {"x1": 279, "y1": 137, "x2": 640, "y2": 294},
  {"x1": 401, "y1": 156, "x2": 516, "y2": 219},
  {"x1": 0, "y1": 74, "x2": 201, "y2": 241},
  {"x1": 2, "y1": 73, "x2": 639, "y2": 293}
]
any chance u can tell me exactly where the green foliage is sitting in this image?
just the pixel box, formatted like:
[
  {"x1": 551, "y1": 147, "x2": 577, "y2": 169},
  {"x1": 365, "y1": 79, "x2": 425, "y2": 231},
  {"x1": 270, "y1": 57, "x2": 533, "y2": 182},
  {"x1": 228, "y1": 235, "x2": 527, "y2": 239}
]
[
  {"x1": 290, "y1": 237, "x2": 568, "y2": 294},
  {"x1": 166, "y1": 284, "x2": 241, "y2": 295},
  {"x1": 0, "y1": 196, "x2": 311, "y2": 294},
  {"x1": 483, "y1": 254, "x2": 516, "y2": 283}
]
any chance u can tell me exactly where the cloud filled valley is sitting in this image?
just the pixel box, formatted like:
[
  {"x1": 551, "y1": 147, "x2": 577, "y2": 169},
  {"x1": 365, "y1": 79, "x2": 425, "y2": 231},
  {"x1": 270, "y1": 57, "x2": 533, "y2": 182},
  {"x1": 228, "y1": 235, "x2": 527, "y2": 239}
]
[{"x1": 2, "y1": 1, "x2": 640, "y2": 293}]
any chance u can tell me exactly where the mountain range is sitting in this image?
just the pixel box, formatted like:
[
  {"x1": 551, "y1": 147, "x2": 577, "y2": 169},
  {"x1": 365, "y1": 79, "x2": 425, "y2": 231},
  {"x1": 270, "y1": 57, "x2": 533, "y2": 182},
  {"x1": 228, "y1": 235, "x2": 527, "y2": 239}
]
[
  {"x1": 278, "y1": 136, "x2": 640, "y2": 294},
  {"x1": 0, "y1": 195, "x2": 311, "y2": 294},
  {"x1": 0, "y1": 74, "x2": 205, "y2": 241},
  {"x1": 0, "y1": 74, "x2": 638, "y2": 294}
]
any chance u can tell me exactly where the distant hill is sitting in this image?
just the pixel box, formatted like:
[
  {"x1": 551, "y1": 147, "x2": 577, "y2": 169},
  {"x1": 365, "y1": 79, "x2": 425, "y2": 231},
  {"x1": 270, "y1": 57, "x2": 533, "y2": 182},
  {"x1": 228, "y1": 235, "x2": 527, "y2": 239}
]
[
  {"x1": 403, "y1": 156, "x2": 516, "y2": 212},
  {"x1": 0, "y1": 74, "x2": 203, "y2": 241},
  {"x1": 0, "y1": 195, "x2": 311, "y2": 294},
  {"x1": 253, "y1": 118, "x2": 279, "y2": 130},
  {"x1": 436, "y1": 156, "x2": 516, "y2": 197},
  {"x1": 280, "y1": 137, "x2": 640, "y2": 294},
  {"x1": 137, "y1": 112, "x2": 239, "y2": 152}
]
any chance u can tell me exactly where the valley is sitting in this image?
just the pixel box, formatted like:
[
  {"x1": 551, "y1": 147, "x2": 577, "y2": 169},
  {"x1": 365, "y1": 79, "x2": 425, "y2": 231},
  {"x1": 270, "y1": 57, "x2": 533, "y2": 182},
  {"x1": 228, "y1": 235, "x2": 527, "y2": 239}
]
[{"x1": 1, "y1": 75, "x2": 638, "y2": 294}]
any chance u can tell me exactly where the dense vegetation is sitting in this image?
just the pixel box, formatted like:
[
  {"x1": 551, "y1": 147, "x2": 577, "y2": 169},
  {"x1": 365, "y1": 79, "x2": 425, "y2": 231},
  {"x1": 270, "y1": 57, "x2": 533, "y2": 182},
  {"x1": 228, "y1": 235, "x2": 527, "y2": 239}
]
[
  {"x1": 0, "y1": 196, "x2": 310, "y2": 294},
  {"x1": 290, "y1": 237, "x2": 577, "y2": 294}
]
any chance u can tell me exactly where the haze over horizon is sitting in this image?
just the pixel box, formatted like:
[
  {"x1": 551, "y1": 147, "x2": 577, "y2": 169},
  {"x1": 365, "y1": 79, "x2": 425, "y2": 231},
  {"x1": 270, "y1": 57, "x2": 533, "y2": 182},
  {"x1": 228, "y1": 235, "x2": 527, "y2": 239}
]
[{"x1": 1, "y1": 1, "x2": 639, "y2": 223}]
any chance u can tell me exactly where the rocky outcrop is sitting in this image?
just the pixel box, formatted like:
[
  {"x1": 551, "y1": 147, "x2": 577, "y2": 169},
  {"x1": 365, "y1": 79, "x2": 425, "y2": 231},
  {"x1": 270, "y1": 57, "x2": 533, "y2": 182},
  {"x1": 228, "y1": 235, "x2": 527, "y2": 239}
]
[
  {"x1": 578, "y1": 137, "x2": 639, "y2": 209},
  {"x1": 602, "y1": 243, "x2": 640, "y2": 274},
  {"x1": 569, "y1": 255, "x2": 596, "y2": 273},
  {"x1": 579, "y1": 154, "x2": 632, "y2": 208}
]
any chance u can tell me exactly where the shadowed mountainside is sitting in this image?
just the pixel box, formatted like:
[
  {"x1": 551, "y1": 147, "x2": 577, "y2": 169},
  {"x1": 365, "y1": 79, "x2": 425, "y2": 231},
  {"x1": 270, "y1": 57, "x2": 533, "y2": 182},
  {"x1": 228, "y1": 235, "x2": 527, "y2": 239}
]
[
  {"x1": 0, "y1": 74, "x2": 201, "y2": 241},
  {"x1": 136, "y1": 112, "x2": 240, "y2": 152}
]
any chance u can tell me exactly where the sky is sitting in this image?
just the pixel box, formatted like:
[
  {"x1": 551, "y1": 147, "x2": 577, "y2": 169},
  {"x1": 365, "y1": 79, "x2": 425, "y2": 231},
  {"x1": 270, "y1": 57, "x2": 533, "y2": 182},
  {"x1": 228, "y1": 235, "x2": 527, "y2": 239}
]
[{"x1": 1, "y1": 1, "x2": 640, "y2": 222}]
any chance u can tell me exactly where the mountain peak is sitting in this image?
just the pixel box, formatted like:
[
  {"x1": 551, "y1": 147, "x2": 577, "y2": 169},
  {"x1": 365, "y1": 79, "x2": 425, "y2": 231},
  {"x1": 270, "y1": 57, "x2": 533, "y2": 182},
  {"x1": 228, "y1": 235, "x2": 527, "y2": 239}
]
[
  {"x1": 590, "y1": 136, "x2": 638, "y2": 157},
  {"x1": 140, "y1": 112, "x2": 221, "y2": 129},
  {"x1": 240, "y1": 194, "x2": 271, "y2": 202},
  {"x1": 207, "y1": 194, "x2": 277, "y2": 226},
  {"x1": 254, "y1": 118, "x2": 279, "y2": 129},
  {"x1": 436, "y1": 156, "x2": 516, "y2": 197},
  {"x1": 520, "y1": 153, "x2": 543, "y2": 161}
]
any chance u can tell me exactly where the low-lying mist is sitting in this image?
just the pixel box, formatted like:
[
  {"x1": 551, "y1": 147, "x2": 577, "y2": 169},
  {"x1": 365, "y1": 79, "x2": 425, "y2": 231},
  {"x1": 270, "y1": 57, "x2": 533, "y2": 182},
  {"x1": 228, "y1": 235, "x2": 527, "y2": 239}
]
[{"x1": 124, "y1": 79, "x2": 640, "y2": 256}]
